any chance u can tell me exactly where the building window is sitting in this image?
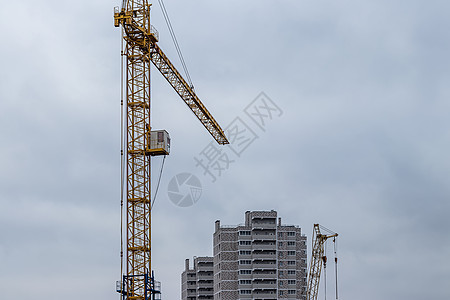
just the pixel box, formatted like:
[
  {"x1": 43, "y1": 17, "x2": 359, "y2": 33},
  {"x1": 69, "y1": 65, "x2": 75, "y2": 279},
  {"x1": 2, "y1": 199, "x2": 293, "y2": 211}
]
[
  {"x1": 239, "y1": 241, "x2": 252, "y2": 245},
  {"x1": 239, "y1": 260, "x2": 252, "y2": 265},
  {"x1": 287, "y1": 241, "x2": 295, "y2": 246},
  {"x1": 239, "y1": 280, "x2": 252, "y2": 285},
  {"x1": 287, "y1": 232, "x2": 296, "y2": 237},
  {"x1": 279, "y1": 281, "x2": 284, "y2": 286},
  {"x1": 279, "y1": 261, "x2": 283, "y2": 267},
  {"x1": 279, "y1": 271, "x2": 284, "y2": 276},
  {"x1": 239, "y1": 231, "x2": 251, "y2": 236},
  {"x1": 288, "y1": 270, "x2": 296, "y2": 275},
  {"x1": 279, "y1": 291, "x2": 284, "y2": 296},
  {"x1": 240, "y1": 270, "x2": 252, "y2": 275},
  {"x1": 288, "y1": 280, "x2": 296, "y2": 285},
  {"x1": 288, "y1": 290, "x2": 296, "y2": 295},
  {"x1": 239, "y1": 250, "x2": 251, "y2": 255},
  {"x1": 288, "y1": 261, "x2": 296, "y2": 265},
  {"x1": 278, "y1": 242, "x2": 283, "y2": 247},
  {"x1": 278, "y1": 232, "x2": 283, "y2": 237},
  {"x1": 240, "y1": 290, "x2": 252, "y2": 294},
  {"x1": 288, "y1": 251, "x2": 295, "y2": 256}
]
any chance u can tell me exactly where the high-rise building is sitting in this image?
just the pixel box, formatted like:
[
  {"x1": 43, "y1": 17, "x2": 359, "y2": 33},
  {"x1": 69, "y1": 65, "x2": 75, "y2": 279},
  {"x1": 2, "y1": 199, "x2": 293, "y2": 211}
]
[
  {"x1": 213, "y1": 211, "x2": 307, "y2": 300},
  {"x1": 182, "y1": 257, "x2": 214, "y2": 300},
  {"x1": 182, "y1": 211, "x2": 307, "y2": 300}
]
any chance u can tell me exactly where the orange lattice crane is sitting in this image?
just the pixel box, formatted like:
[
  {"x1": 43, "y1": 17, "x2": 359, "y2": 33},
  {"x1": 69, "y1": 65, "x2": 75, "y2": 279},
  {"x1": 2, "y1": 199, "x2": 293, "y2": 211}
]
[{"x1": 113, "y1": 1, "x2": 229, "y2": 299}]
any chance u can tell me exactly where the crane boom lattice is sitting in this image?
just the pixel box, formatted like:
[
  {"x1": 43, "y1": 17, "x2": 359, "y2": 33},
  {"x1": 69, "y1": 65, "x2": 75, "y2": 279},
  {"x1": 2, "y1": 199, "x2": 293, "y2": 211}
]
[
  {"x1": 148, "y1": 43, "x2": 228, "y2": 145},
  {"x1": 307, "y1": 224, "x2": 338, "y2": 300}
]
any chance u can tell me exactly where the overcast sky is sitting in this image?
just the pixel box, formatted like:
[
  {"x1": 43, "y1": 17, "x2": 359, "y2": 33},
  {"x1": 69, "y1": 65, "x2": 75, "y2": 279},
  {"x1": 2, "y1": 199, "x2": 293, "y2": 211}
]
[{"x1": 1, "y1": 0, "x2": 449, "y2": 299}]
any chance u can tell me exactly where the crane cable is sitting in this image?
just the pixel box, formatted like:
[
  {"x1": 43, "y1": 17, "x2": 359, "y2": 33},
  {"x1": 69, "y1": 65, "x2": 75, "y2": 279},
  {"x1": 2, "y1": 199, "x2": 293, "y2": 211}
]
[
  {"x1": 334, "y1": 237, "x2": 339, "y2": 300},
  {"x1": 324, "y1": 242, "x2": 327, "y2": 300},
  {"x1": 157, "y1": 0, "x2": 194, "y2": 88},
  {"x1": 119, "y1": 26, "x2": 125, "y2": 295},
  {"x1": 151, "y1": 155, "x2": 166, "y2": 210}
]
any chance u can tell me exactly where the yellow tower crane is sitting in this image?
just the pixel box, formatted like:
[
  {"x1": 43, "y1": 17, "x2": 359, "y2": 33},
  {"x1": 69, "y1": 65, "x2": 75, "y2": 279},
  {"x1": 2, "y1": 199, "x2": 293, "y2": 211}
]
[
  {"x1": 113, "y1": 1, "x2": 229, "y2": 299},
  {"x1": 307, "y1": 224, "x2": 339, "y2": 300}
]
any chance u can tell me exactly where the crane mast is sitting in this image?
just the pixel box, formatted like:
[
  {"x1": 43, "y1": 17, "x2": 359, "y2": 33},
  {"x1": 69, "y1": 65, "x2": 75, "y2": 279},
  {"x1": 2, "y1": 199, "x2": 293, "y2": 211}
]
[
  {"x1": 307, "y1": 224, "x2": 338, "y2": 300},
  {"x1": 114, "y1": 1, "x2": 228, "y2": 299}
]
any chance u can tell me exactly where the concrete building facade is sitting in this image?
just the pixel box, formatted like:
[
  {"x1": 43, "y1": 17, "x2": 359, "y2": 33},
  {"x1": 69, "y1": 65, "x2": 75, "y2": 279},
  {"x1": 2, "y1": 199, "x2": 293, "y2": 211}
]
[
  {"x1": 182, "y1": 257, "x2": 214, "y2": 300},
  {"x1": 213, "y1": 211, "x2": 307, "y2": 300},
  {"x1": 182, "y1": 211, "x2": 307, "y2": 300}
]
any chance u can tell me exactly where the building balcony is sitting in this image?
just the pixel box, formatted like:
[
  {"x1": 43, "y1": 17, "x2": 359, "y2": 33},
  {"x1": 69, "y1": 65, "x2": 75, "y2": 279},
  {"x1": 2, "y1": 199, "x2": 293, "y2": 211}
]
[
  {"x1": 197, "y1": 275, "x2": 213, "y2": 281},
  {"x1": 197, "y1": 265, "x2": 213, "y2": 272},
  {"x1": 252, "y1": 283, "x2": 277, "y2": 289},
  {"x1": 252, "y1": 223, "x2": 276, "y2": 230},
  {"x1": 252, "y1": 289, "x2": 277, "y2": 296},
  {"x1": 197, "y1": 282, "x2": 213, "y2": 288},
  {"x1": 252, "y1": 252, "x2": 276, "y2": 259},
  {"x1": 252, "y1": 273, "x2": 277, "y2": 279},
  {"x1": 251, "y1": 244, "x2": 276, "y2": 250},
  {"x1": 252, "y1": 260, "x2": 276, "y2": 269},
  {"x1": 253, "y1": 264, "x2": 276, "y2": 269},
  {"x1": 252, "y1": 235, "x2": 276, "y2": 241},
  {"x1": 198, "y1": 288, "x2": 213, "y2": 293},
  {"x1": 252, "y1": 228, "x2": 275, "y2": 234}
]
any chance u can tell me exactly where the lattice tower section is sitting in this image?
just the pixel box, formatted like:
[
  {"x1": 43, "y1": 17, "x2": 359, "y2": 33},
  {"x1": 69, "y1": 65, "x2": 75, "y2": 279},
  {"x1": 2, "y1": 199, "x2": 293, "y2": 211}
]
[
  {"x1": 123, "y1": 1, "x2": 152, "y2": 299},
  {"x1": 306, "y1": 226, "x2": 325, "y2": 300}
]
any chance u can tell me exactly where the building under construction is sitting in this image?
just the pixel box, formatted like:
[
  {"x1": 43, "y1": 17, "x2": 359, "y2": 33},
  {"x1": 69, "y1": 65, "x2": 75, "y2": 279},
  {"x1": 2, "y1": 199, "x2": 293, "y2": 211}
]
[{"x1": 182, "y1": 211, "x2": 308, "y2": 300}]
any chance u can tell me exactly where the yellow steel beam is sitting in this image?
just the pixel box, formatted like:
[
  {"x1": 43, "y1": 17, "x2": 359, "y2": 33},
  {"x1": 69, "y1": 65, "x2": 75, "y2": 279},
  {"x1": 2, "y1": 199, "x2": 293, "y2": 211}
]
[
  {"x1": 146, "y1": 43, "x2": 229, "y2": 145},
  {"x1": 115, "y1": 2, "x2": 228, "y2": 299},
  {"x1": 307, "y1": 224, "x2": 338, "y2": 300}
]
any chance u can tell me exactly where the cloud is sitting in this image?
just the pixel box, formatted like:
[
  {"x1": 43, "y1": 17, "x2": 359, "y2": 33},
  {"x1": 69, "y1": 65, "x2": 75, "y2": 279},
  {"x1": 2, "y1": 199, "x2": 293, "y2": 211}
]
[{"x1": 1, "y1": 0, "x2": 449, "y2": 300}]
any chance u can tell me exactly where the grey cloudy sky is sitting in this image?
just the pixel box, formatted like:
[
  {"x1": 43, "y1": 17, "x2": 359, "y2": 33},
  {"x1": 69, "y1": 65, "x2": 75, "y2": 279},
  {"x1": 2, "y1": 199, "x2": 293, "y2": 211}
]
[{"x1": 1, "y1": 0, "x2": 449, "y2": 299}]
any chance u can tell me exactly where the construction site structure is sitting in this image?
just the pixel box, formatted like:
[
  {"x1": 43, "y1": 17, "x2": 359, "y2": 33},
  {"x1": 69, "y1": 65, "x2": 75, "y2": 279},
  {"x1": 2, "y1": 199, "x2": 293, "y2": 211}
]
[
  {"x1": 113, "y1": 1, "x2": 229, "y2": 299},
  {"x1": 181, "y1": 210, "x2": 309, "y2": 300},
  {"x1": 306, "y1": 224, "x2": 338, "y2": 300}
]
